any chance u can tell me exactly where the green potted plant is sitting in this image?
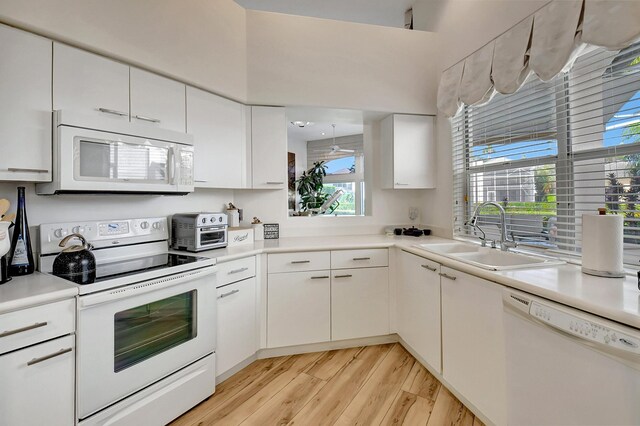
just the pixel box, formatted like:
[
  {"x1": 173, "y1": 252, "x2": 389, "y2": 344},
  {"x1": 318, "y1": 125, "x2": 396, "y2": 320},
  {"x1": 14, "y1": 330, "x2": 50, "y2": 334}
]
[{"x1": 295, "y1": 161, "x2": 329, "y2": 213}]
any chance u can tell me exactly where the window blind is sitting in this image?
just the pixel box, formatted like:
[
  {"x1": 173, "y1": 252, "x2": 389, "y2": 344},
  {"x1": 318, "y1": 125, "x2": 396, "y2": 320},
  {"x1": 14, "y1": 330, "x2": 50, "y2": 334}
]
[{"x1": 453, "y1": 41, "x2": 640, "y2": 265}]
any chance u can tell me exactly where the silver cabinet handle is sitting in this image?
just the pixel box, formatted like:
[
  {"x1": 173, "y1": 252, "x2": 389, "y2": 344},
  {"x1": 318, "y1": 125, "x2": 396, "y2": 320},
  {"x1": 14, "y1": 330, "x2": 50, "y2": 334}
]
[
  {"x1": 194, "y1": 180, "x2": 208, "y2": 183},
  {"x1": 352, "y1": 257, "x2": 371, "y2": 261},
  {"x1": 98, "y1": 107, "x2": 128, "y2": 117},
  {"x1": 266, "y1": 182, "x2": 284, "y2": 185},
  {"x1": 27, "y1": 347, "x2": 72, "y2": 366},
  {"x1": 134, "y1": 114, "x2": 161, "y2": 123},
  {"x1": 334, "y1": 274, "x2": 353, "y2": 278},
  {"x1": 291, "y1": 260, "x2": 311, "y2": 264},
  {"x1": 395, "y1": 182, "x2": 410, "y2": 186},
  {"x1": 0, "y1": 321, "x2": 48, "y2": 338},
  {"x1": 228, "y1": 267, "x2": 249, "y2": 275},
  {"x1": 311, "y1": 275, "x2": 329, "y2": 279},
  {"x1": 439, "y1": 272, "x2": 457, "y2": 281},
  {"x1": 218, "y1": 289, "x2": 240, "y2": 299},
  {"x1": 421, "y1": 264, "x2": 437, "y2": 272},
  {"x1": 7, "y1": 168, "x2": 49, "y2": 173}
]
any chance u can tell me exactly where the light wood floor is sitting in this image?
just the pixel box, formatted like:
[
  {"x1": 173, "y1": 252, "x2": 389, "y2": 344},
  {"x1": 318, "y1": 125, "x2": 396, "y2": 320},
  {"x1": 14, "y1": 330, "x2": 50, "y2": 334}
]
[{"x1": 171, "y1": 343, "x2": 484, "y2": 426}]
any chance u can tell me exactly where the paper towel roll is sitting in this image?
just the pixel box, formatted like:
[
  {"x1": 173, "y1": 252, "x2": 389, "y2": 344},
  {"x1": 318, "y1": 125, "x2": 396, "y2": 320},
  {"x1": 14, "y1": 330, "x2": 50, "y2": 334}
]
[{"x1": 581, "y1": 213, "x2": 624, "y2": 278}]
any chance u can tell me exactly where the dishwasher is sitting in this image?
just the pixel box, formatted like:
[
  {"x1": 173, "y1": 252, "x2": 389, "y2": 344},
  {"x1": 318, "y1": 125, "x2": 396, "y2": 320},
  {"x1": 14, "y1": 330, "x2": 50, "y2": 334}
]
[{"x1": 502, "y1": 288, "x2": 640, "y2": 425}]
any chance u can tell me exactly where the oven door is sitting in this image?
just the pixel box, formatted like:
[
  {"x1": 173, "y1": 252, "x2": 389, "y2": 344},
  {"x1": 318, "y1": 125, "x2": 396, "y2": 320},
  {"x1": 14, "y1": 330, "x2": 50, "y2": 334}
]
[
  {"x1": 76, "y1": 267, "x2": 216, "y2": 420},
  {"x1": 57, "y1": 126, "x2": 194, "y2": 194},
  {"x1": 197, "y1": 226, "x2": 227, "y2": 250}
]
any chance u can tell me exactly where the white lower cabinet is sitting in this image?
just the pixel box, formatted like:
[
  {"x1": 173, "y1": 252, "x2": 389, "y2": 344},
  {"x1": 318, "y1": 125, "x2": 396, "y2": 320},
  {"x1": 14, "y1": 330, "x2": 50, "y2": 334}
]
[
  {"x1": 331, "y1": 267, "x2": 389, "y2": 341},
  {"x1": 0, "y1": 334, "x2": 75, "y2": 426},
  {"x1": 440, "y1": 266, "x2": 507, "y2": 426},
  {"x1": 216, "y1": 277, "x2": 257, "y2": 376},
  {"x1": 267, "y1": 270, "x2": 331, "y2": 348},
  {"x1": 397, "y1": 250, "x2": 441, "y2": 373}
]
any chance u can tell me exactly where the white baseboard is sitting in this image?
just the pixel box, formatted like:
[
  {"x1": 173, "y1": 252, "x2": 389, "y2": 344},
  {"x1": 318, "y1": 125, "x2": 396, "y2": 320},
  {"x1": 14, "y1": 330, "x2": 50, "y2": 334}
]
[
  {"x1": 257, "y1": 334, "x2": 399, "y2": 359},
  {"x1": 215, "y1": 353, "x2": 258, "y2": 385}
]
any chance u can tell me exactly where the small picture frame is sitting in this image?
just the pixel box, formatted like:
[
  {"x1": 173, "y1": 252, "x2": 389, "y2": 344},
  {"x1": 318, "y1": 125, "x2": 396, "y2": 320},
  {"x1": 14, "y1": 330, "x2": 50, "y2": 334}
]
[{"x1": 263, "y1": 223, "x2": 280, "y2": 240}]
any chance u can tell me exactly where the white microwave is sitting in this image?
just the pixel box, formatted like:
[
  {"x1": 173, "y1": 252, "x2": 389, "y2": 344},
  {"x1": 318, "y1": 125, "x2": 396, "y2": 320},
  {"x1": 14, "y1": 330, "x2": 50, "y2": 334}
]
[{"x1": 37, "y1": 111, "x2": 194, "y2": 195}]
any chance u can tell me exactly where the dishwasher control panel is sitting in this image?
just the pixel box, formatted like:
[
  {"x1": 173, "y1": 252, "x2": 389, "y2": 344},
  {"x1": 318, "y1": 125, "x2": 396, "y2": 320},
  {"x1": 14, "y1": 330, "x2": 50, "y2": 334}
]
[{"x1": 530, "y1": 301, "x2": 640, "y2": 354}]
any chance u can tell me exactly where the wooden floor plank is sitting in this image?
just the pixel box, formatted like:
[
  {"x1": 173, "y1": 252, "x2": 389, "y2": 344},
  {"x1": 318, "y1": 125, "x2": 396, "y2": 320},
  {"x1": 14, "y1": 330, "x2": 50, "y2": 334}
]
[
  {"x1": 380, "y1": 390, "x2": 434, "y2": 426},
  {"x1": 473, "y1": 415, "x2": 486, "y2": 426},
  {"x1": 426, "y1": 387, "x2": 472, "y2": 426},
  {"x1": 239, "y1": 373, "x2": 325, "y2": 426},
  {"x1": 196, "y1": 352, "x2": 324, "y2": 426},
  {"x1": 402, "y1": 361, "x2": 441, "y2": 402},
  {"x1": 334, "y1": 343, "x2": 416, "y2": 426},
  {"x1": 173, "y1": 344, "x2": 487, "y2": 426},
  {"x1": 287, "y1": 343, "x2": 394, "y2": 426},
  {"x1": 170, "y1": 356, "x2": 290, "y2": 426},
  {"x1": 305, "y1": 346, "x2": 361, "y2": 381}
]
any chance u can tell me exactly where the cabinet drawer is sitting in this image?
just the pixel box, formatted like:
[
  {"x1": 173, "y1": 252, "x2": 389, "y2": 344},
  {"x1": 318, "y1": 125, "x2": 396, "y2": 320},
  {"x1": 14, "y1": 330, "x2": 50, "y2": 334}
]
[
  {"x1": 0, "y1": 334, "x2": 75, "y2": 426},
  {"x1": 0, "y1": 299, "x2": 75, "y2": 355},
  {"x1": 217, "y1": 256, "x2": 256, "y2": 287},
  {"x1": 268, "y1": 251, "x2": 330, "y2": 273},
  {"x1": 331, "y1": 249, "x2": 388, "y2": 269}
]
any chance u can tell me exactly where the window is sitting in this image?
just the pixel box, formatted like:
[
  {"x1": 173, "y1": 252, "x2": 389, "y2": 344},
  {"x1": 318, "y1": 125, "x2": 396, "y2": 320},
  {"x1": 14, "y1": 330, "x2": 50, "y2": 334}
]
[
  {"x1": 306, "y1": 133, "x2": 365, "y2": 216},
  {"x1": 453, "y1": 41, "x2": 640, "y2": 265}
]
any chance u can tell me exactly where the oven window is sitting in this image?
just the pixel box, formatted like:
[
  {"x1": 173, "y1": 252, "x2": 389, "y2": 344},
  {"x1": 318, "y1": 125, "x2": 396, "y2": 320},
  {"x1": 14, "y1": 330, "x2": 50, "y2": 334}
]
[
  {"x1": 200, "y1": 231, "x2": 225, "y2": 245},
  {"x1": 114, "y1": 290, "x2": 197, "y2": 372}
]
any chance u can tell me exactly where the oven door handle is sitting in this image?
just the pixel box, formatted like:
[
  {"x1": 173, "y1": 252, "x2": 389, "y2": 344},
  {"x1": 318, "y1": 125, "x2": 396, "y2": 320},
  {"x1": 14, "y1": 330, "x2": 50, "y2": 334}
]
[{"x1": 78, "y1": 266, "x2": 217, "y2": 309}]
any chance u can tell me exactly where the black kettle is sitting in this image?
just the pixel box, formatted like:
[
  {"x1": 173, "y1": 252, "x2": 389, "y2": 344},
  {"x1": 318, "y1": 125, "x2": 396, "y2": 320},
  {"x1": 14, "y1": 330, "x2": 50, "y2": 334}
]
[{"x1": 53, "y1": 233, "x2": 96, "y2": 284}]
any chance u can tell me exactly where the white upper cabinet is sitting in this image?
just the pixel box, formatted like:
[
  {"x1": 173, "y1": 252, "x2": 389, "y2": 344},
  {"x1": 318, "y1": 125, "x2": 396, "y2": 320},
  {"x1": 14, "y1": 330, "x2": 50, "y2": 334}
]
[
  {"x1": 53, "y1": 43, "x2": 130, "y2": 121},
  {"x1": 130, "y1": 68, "x2": 186, "y2": 132},
  {"x1": 186, "y1": 87, "x2": 248, "y2": 188},
  {"x1": 0, "y1": 25, "x2": 52, "y2": 182},
  {"x1": 251, "y1": 106, "x2": 287, "y2": 189},
  {"x1": 381, "y1": 114, "x2": 436, "y2": 189}
]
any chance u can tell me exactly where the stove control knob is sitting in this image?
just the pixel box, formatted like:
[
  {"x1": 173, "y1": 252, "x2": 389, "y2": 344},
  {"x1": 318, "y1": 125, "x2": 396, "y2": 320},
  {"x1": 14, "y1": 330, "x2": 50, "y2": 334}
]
[
  {"x1": 152, "y1": 221, "x2": 162, "y2": 230},
  {"x1": 72, "y1": 226, "x2": 85, "y2": 234},
  {"x1": 202, "y1": 218, "x2": 207, "y2": 224},
  {"x1": 140, "y1": 221, "x2": 150, "y2": 230},
  {"x1": 210, "y1": 217, "x2": 216, "y2": 223},
  {"x1": 54, "y1": 228, "x2": 68, "y2": 238}
]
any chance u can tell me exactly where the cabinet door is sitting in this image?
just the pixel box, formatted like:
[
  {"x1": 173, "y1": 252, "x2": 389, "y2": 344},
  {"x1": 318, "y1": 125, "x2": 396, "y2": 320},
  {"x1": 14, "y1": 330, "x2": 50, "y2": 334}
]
[
  {"x1": 187, "y1": 87, "x2": 247, "y2": 188},
  {"x1": 440, "y1": 266, "x2": 507, "y2": 425},
  {"x1": 251, "y1": 106, "x2": 287, "y2": 189},
  {"x1": 216, "y1": 278, "x2": 256, "y2": 376},
  {"x1": 131, "y1": 68, "x2": 186, "y2": 132},
  {"x1": 0, "y1": 25, "x2": 52, "y2": 182},
  {"x1": 392, "y1": 114, "x2": 436, "y2": 189},
  {"x1": 53, "y1": 43, "x2": 130, "y2": 121},
  {"x1": 331, "y1": 267, "x2": 389, "y2": 341},
  {"x1": 267, "y1": 271, "x2": 331, "y2": 348},
  {"x1": 397, "y1": 250, "x2": 441, "y2": 373},
  {"x1": 0, "y1": 334, "x2": 74, "y2": 426}
]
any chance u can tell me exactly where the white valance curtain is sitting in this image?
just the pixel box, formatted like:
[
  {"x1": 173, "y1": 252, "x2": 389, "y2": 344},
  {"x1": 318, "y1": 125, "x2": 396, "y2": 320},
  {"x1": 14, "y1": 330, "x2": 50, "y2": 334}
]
[{"x1": 438, "y1": 0, "x2": 640, "y2": 117}]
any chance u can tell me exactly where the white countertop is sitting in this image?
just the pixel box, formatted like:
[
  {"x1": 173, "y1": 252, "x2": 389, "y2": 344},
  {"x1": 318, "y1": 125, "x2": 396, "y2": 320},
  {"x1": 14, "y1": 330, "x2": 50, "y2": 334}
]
[
  {"x1": 5, "y1": 234, "x2": 639, "y2": 329},
  {"x1": 194, "y1": 234, "x2": 640, "y2": 330},
  {"x1": 0, "y1": 272, "x2": 78, "y2": 315}
]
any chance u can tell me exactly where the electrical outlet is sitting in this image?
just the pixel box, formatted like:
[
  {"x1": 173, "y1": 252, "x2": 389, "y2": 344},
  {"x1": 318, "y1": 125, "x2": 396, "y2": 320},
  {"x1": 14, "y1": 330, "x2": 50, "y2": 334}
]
[{"x1": 409, "y1": 207, "x2": 419, "y2": 222}]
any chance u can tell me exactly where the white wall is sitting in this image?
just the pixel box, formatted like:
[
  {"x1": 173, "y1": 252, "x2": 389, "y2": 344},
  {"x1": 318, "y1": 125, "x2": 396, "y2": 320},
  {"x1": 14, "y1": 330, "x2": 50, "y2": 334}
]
[
  {"x1": 413, "y1": 0, "x2": 552, "y2": 237},
  {"x1": 235, "y1": 119, "x2": 428, "y2": 236},
  {"x1": 0, "y1": 183, "x2": 233, "y2": 251},
  {"x1": 0, "y1": 0, "x2": 248, "y2": 101},
  {"x1": 246, "y1": 10, "x2": 440, "y2": 114}
]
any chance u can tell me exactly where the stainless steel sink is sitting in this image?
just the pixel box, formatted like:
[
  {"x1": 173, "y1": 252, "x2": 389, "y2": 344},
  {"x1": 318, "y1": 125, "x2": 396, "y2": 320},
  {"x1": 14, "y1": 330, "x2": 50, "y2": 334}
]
[{"x1": 414, "y1": 242, "x2": 565, "y2": 271}]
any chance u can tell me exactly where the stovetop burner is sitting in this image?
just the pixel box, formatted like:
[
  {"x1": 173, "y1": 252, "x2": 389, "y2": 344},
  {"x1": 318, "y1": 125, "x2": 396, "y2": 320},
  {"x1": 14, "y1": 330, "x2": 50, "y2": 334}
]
[{"x1": 82, "y1": 253, "x2": 209, "y2": 284}]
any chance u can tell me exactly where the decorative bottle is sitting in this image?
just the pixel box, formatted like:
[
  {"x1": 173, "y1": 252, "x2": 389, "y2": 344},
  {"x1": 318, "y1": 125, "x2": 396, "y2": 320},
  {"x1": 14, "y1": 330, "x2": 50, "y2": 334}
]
[{"x1": 8, "y1": 186, "x2": 34, "y2": 276}]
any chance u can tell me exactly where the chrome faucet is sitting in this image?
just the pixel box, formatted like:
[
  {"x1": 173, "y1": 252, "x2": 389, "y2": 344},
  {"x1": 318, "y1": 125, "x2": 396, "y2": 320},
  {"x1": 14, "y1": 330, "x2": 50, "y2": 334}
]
[{"x1": 465, "y1": 201, "x2": 517, "y2": 251}]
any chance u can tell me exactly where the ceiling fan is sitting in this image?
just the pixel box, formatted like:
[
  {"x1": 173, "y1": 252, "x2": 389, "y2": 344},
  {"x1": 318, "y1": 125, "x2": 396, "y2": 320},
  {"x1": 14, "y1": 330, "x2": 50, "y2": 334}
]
[{"x1": 314, "y1": 124, "x2": 355, "y2": 154}]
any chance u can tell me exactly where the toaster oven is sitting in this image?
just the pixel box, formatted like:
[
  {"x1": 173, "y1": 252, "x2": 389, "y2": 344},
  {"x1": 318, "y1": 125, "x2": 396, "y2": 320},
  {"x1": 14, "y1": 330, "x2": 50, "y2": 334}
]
[{"x1": 171, "y1": 213, "x2": 228, "y2": 252}]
